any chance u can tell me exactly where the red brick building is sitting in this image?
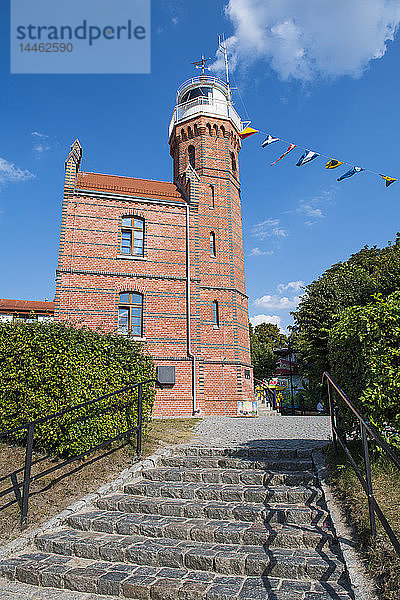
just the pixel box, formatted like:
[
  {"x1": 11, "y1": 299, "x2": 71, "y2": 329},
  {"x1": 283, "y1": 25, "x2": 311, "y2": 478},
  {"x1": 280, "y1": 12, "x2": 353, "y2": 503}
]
[
  {"x1": 54, "y1": 74, "x2": 254, "y2": 416},
  {"x1": 0, "y1": 299, "x2": 54, "y2": 323}
]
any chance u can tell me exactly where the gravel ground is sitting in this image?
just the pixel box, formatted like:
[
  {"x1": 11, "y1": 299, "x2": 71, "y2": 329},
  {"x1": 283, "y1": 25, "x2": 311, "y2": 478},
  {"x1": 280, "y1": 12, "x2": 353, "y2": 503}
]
[{"x1": 189, "y1": 415, "x2": 332, "y2": 449}]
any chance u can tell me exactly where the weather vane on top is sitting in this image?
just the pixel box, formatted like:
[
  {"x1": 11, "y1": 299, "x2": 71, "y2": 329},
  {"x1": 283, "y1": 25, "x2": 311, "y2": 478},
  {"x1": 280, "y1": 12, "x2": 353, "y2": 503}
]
[{"x1": 191, "y1": 55, "x2": 212, "y2": 75}]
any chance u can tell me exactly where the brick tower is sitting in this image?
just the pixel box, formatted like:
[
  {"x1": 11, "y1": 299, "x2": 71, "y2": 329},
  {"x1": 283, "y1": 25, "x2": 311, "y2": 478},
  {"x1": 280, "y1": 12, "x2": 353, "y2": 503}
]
[
  {"x1": 168, "y1": 73, "x2": 254, "y2": 415},
  {"x1": 54, "y1": 67, "x2": 253, "y2": 417}
]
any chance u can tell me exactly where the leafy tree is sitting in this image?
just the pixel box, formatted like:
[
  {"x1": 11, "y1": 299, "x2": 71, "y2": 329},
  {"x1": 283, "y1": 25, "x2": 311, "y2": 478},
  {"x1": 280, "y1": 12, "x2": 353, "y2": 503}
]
[
  {"x1": 328, "y1": 292, "x2": 400, "y2": 449},
  {"x1": 291, "y1": 234, "x2": 400, "y2": 383},
  {"x1": 250, "y1": 322, "x2": 288, "y2": 381}
]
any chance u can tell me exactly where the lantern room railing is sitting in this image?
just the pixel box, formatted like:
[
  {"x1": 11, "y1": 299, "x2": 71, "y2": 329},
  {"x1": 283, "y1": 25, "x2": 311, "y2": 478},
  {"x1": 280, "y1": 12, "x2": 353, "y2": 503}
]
[{"x1": 169, "y1": 96, "x2": 242, "y2": 136}]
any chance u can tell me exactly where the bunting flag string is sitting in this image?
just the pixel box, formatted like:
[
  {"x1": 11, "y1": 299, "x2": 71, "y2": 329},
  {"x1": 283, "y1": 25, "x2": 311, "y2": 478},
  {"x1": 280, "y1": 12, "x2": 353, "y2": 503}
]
[
  {"x1": 239, "y1": 126, "x2": 259, "y2": 139},
  {"x1": 261, "y1": 134, "x2": 280, "y2": 147},
  {"x1": 326, "y1": 159, "x2": 343, "y2": 169},
  {"x1": 381, "y1": 175, "x2": 397, "y2": 188},
  {"x1": 297, "y1": 150, "x2": 319, "y2": 167},
  {"x1": 240, "y1": 125, "x2": 397, "y2": 188},
  {"x1": 270, "y1": 144, "x2": 296, "y2": 166},
  {"x1": 337, "y1": 166, "x2": 363, "y2": 182}
]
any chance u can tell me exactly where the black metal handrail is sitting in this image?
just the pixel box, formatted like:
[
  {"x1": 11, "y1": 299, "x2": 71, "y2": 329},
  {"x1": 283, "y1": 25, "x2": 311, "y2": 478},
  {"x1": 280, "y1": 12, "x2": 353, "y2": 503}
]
[
  {"x1": 0, "y1": 378, "x2": 157, "y2": 525},
  {"x1": 322, "y1": 371, "x2": 400, "y2": 556},
  {"x1": 254, "y1": 378, "x2": 277, "y2": 410}
]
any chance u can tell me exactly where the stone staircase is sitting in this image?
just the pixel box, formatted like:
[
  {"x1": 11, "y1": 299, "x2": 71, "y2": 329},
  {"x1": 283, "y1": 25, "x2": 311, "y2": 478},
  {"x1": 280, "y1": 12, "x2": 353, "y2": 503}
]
[{"x1": 0, "y1": 446, "x2": 354, "y2": 599}]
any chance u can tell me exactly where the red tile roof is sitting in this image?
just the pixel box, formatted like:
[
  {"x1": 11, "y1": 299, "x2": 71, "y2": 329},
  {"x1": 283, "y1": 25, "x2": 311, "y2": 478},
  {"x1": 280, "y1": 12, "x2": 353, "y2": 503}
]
[
  {"x1": 0, "y1": 299, "x2": 55, "y2": 314},
  {"x1": 76, "y1": 172, "x2": 187, "y2": 202}
]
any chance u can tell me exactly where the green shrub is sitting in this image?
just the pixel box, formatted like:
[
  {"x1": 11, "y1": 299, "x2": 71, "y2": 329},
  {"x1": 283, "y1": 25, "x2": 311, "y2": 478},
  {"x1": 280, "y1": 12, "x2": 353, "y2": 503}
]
[
  {"x1": 328, "y1": 292, "x2": 400, "y2": 450},
  {"x1": 0, "y1": 321, "x2": 156, "y2": 456}
]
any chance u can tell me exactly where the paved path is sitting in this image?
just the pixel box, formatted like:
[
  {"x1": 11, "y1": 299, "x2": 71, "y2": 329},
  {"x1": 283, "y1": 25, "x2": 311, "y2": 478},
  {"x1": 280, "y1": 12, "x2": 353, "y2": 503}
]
[{"x1": 190, "y1": 415, "x2": 331, "y2": 448}]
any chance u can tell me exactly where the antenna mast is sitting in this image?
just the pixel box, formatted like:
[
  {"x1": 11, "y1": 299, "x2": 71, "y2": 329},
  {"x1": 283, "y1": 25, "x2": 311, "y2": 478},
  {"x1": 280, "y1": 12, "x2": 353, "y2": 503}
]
[{"x1": 218, "y1": 34, "x2": 230, "y2": 88}]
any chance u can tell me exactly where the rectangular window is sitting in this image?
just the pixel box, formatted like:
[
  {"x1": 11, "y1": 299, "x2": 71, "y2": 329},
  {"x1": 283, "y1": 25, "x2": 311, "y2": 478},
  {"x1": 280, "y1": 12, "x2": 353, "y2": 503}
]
[
  {"x1": 118, "y1": 292, "x2": 143, "y2": 337},
  {"x1": 118, "y1": 307, "x2": 129, "y2": 336},
  {"x1": 120, "y1": 217, "x2": 144, "y2": 256},
  {"x1": 121, "y1": 230, "x2": 132, "y2": 254},
  {"x1": 245, "y1": 369, "x2": 250, "y2": 379},
  {"x1": 209, "y1": 184, "x2": 215, "y2": 209},
  {"x1": 212, "y1": 301, "x2": 219, "y2": 328},
  {"x1": 210, "y1": 232, "x2": 216, "y2": 256}
]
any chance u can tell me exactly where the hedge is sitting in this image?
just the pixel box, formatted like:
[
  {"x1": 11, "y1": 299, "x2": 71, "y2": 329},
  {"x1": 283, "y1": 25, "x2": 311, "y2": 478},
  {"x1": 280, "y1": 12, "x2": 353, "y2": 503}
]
[{"x1": 0, "y1": 321, "x2": 156, "y2": 456}]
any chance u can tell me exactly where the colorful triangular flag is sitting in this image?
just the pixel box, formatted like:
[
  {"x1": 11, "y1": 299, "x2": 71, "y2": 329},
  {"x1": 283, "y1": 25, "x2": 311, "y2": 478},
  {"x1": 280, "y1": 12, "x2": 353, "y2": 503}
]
[
  {"x1": 261, "y1": 134, "x2": 280, "y2": 148},
  {"x1": 326, "y1": 159, "x2": 343, "y2": 169},
  {"x1": 380, "y1": 174, "x2": 397, "y2": 188},
  {"x1": 239, "y1": 127, "x2": 259, "y2": 139},
  {"x1": 337, "y1": 166, "x2": 363, "y2": 182},
  {"x1": 271, "y1": 144, "x2": 296, "y2": 166},
  {"x1": 296, "y1": 150, "x2": 320, "y2": 167}
]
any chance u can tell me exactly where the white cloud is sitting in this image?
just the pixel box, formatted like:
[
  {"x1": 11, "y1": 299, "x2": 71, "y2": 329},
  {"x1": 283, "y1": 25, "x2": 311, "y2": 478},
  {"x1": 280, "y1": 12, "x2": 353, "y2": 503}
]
[
  {"x1": 0, "y1": 158, "x2": 34, "y2": 186},
  {"x1": 33, "y1": 143, "x2": 52, "y2": 154},
  {"x1": 249, "y1": 247, "x2": 274, "y2": 256},
  {"x1": 293, "y1": 190, "x2": 334, "y2": 225},
  {"x1": 250, "y1": 314, "x2": 282, "y2": 329},
  {"x1": 254, "y1": 294, "x2": 300, "y2": 310},
  {"x1": 252, "y1": 218, "x2": 288, "y2": 240},
  {"x1": 32, "y1": 131, "x2": 49, "y2": 139},
  {"x1": 215, "y1": 0, "x2": 400, "y2": 81},
  {"x1": 31, "y1": 132, "x2": 52, "y2": 156},
  {"x1": 299, "y1": 204, "x2": 324, "y2": 219},
  {"x1": 253, "y1": 280, "x2": 304, "y2": 314},
  {"x1": 277, "y1": 280, "x2": 304, "y2": 294}
]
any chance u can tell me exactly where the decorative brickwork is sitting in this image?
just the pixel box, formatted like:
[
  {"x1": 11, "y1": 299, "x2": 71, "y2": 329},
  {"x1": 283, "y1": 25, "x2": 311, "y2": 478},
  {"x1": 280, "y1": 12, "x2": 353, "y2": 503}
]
[{"x1": 55, "y1": 77, "x2": 254, "y2": 416}]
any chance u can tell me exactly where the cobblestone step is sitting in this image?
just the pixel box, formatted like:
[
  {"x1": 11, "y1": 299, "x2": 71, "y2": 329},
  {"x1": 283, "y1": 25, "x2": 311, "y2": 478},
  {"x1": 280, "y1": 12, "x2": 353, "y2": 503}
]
[
  {"x1": 159, "y1": 456, "x2": 314, "y2": 472},
  {"x1": 142, "y1": 467, "x2": 317, "y2": 487},
  {"x1": 0, "y1": 553, "x2": 353, "y2": 599},
  {"x1": 96, "y1": 494, "x2": 329, "y2": 526},
  {"x1": 35, "y1": 529, "x2": 345, "y2": 581},
  {"x1": 124, "y1": 480, "x2": 321, "y2": 504},
  {"x1": 67, "y1": 510, "x2": 334, "y2": 549},
  {"x1": 96, "y1": 494, "x2": 328, "y2": 526},
  {"x1": 176, "y1": 447, "x2": 313, "y2": 460}
]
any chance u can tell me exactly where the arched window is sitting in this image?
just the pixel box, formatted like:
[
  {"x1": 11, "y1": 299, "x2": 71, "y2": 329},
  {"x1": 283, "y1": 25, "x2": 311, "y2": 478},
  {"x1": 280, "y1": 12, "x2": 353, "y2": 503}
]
[
  {"x1": 194, "y1": 124, "x2": 199, "y2": 136},
  {"x1": 120, "y1": 216, "x2": 144, "y2": 257},
  {"x1": 213, "y1": 124, "x2": 218, "y2": 137},
  {"x1": 220, "y1": 125, "x2": 225, "y2": 137},
  {"x1": 118, "y1": 292, "x2": 143, "y2": 337},
  {"x1": 180, "y1": 128, "x2": 185, "y2": 141},
  {"x1": 231, "y1": 152, "x2": 237, "y2": 173},
  {"x1": 212, "y1": 300, "x2": 219, "y2": 328},
  {"x1": 210, "y1": 231, "x2": 216, "y2": 256},
  {"x1": 188, "y1": 126, "x2": 193, "y2": 139},
  {"x1": 206, "y1": 123, "x2": 212, "y2": 136},
  {"x1": 209, "y1": 184, "x2": 215, "y2": 209},
  {"x1": 188, "y1": 145, "x2": 195, "y2": 169}
]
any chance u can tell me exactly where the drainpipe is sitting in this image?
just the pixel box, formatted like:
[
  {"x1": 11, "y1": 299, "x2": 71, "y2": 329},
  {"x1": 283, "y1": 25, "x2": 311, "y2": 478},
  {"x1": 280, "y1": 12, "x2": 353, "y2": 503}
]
[{"x1": 186, "y1": 204, "x2": 198, "y2": 415}]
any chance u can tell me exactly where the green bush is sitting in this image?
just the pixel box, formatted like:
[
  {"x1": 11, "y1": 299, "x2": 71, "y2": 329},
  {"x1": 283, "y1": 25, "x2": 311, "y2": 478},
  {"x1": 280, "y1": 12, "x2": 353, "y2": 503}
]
[
  {"x1": 0, "y1": 321, "x2": 156, "y2": 456},
  {"x1": 328, "y1": 292, "x2": 400, "y2": 450}
]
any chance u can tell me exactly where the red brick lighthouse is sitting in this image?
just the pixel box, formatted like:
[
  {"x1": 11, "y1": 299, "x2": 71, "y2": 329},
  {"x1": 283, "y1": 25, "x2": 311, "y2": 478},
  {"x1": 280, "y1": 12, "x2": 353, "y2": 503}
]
[{"x1": 55, "y1": 62, "x2": 254, "y2": 416}]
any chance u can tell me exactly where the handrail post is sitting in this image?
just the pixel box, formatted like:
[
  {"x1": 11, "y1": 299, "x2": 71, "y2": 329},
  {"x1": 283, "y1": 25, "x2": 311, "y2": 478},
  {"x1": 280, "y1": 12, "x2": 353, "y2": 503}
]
[
  {"x1": 361, "y1": 422, "x2": 377, "y2": 538},
  {"x1": 327, "y1": 381, "x2": 338, "y2": 455},
  {"x1": 21, "y1": 423, "x2": 34, "y2": 527},
  {"x1": 137, "y1": 383, "x2": 143, "y2": 457}
]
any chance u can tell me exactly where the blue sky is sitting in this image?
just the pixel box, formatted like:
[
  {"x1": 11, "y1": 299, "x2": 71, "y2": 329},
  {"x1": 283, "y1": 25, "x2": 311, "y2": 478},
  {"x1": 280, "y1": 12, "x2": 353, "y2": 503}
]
[{"x1": 1, "y1": 0, "x2": 400, "y2": 332}]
